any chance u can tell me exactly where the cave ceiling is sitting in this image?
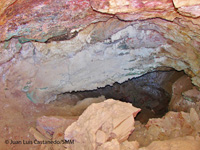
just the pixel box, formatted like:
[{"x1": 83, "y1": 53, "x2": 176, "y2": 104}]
[{"x1": 0, "y1": 0, "x2": 200, "y2": 103}]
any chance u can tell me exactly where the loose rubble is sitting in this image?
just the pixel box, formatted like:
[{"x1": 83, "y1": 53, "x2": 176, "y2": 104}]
[
  {"x1": 29, "y1": 98, "x2": 200, "y2": 150},
  {"x1": 129, "y1": 108, "x2": 200, "y2": 147},
  {"x1": 64, "y1": 99, "x2": 141, "y2": 150}
]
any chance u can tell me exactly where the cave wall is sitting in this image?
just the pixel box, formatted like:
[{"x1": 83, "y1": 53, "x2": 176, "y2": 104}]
[{"x1": 0, "y1": 0, "x2": 200, "y2": 103}]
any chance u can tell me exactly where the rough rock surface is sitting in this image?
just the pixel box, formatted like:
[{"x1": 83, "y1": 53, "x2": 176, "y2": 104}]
[
  {"x1": 36, "y1": 116, "x2": 78, "y2": 136},
  {"x1": 0, "y1": 0, "x2": 200, "y2": 103},
  {"x1": 169, "y1": 75, "x2": 200, "y2": 116},
  {"x1": 139, "y1": 136, "x2": 200, "y2": 150},
  {"x1": 64, "y1": 99, "x2": 141, "y2": 150},
  {"x1": 98, "y1": 139, "x2": 139, "y2": 150},
  {"x1": 29, "y1": 116, "x2": 78, "y2": 150},
  {"x1": 173, "y1": 0, "x2": 200, "y2": 17},
  {"x1": 1, "y1": 1, "x2": 200, "y2": 148},
  {"x1": 129, "y1": 108, "x2": 200, "y2": 147},
  {"x1": 0, "y1": 0, "x2": 111, "y2": 41},
  {"x1": 60, "y1": 70, "x2": 184, "y2": 123},
  {"x1": 1, "y1": 17, "x2": 200, "y2": 103}
]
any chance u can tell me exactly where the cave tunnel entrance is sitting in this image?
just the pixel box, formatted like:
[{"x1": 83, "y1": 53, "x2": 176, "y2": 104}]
[{"x1": 52, "y1": 69, "x2": 186, "y2": 123}]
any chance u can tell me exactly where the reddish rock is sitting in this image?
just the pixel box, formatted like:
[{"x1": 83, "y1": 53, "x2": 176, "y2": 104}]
[
  {"x1": 169, "y1": 75, "x2": 200, "y2": 115},
  {"x1": 52, "y1": 127, "x2": 68, "y2": 150},
  {"x1": 36, "y1": 116, "x2": 78, "y2": 136},
  {"x1": 0, "y1": 0, "x2": 16, "y2": 17},
  {"x1": 0, "y1": 0, "x2": 111, "y2": 42},
  {"x1": 182, "y1": 88, "x2": 200, "y2": 102}
]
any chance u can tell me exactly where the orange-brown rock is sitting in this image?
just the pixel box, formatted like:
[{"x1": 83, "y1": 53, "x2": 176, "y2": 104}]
[
  {"x1": 129, "y1": 108, "x2": 200, "y2": 147},
  {"x1": 169, "y1": 75, "x2": 200, "y2": 115},
  {"x1": 139, "y1": 136, "x2": 200, "y2": 150},
  {"x1": 0, "y1": 0, "x2": 16, "y2": 17}
]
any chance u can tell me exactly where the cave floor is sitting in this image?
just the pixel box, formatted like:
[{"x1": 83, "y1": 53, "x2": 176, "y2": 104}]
[
  {"x1": 0, "y1": 90, "x2": 74, "y2": 150},
  {"x1": 0, "y1": 70, "x2": 186, "y2": 149}
]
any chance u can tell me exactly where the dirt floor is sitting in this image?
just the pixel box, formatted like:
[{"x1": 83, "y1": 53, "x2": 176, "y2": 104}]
[{"x1": 0, "y1": 89, "x2": 76, "y2": 150}]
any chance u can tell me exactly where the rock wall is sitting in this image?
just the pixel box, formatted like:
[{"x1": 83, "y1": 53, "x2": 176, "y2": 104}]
[{"x1": 0, "y1": 0, "x2": 200, "y2": 103}]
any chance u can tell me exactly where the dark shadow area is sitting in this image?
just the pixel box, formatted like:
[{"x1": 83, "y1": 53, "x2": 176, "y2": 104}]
[{"x1": 56, "y1": 70, "x2": 185, "y2": 123}]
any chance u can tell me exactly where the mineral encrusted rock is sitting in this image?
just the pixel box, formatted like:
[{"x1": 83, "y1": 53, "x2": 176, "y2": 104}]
[
  {"x1": 0, "y1": 0, "x2": 200, "y2": 103},
  {"x1": 1, "y1": 17, "x2": 200, "y2": 103},
  {"x1": 64, "y1": 99, "x2": 141, "y2": 150},
  {"x1": 1, "y1": 0, "x2": 200, "y2": 150}
]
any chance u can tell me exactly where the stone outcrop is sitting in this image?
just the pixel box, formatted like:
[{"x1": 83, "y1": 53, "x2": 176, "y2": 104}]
[
  {"x1": 173, "y1": 0, "x2": 200, "y2": 17},
  {"x1": 0, "y1": 0, "x2": 111, "y2": 42},
  {"x1": 1, "y1": 1, "x2": 200, "y2": 148},
  {"x1": 61, "y1": 70, "x2": 183, "y2": 123},
  {"x1": 28, "y1": 99, "x2": 200, "y2": 150},
  {"x1": 129, "y1": 108, "x2": 200, "y2": 147},
  {"x1": 1, "y1": 17, "x2": 200, "y2": 103},
  {"x1": 0, "y1": 0, "x2": 200, "y2": 103},
  {"x1": 64, "y1": 99, "x2": 141, "y2": 150},
  {"x1": 169, "y1": 75, "x2": 200, "y2": 116}
]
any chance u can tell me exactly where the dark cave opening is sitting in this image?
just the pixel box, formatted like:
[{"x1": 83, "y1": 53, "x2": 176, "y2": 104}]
[{"x1": 53, "y1": 69, "x2": 186, "y2": 123}]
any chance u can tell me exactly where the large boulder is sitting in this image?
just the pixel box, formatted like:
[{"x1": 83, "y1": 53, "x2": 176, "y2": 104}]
[{"x1": 64, "y1": 99, "x2": 141, "y2": 150}]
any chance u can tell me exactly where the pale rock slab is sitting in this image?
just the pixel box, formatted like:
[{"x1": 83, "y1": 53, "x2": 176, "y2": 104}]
[
  {"x1": 71, "y1": 96, "x2": 106, "y2": 115},
  {"x1": 178, "y1": 5, "x2": 200, "y2": 17},
  {"x1": 90, "y1": 0, "x2": 174, "y2": 14},
  {"x1": 120, "y1": 140, "x2": 139, "y2": 150},
  {"x1": 64, "y1": 99, "x2": 141, "y2": 150},
  {"x1": 23, "y1": 20, "x2": 169, "y2": 103},
  {"x1": 173, "y1": 0, "x2": 200, "y2": 8},
  {"x1": 173, "y1": 0, "x2": 200, "y2": 17}
]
